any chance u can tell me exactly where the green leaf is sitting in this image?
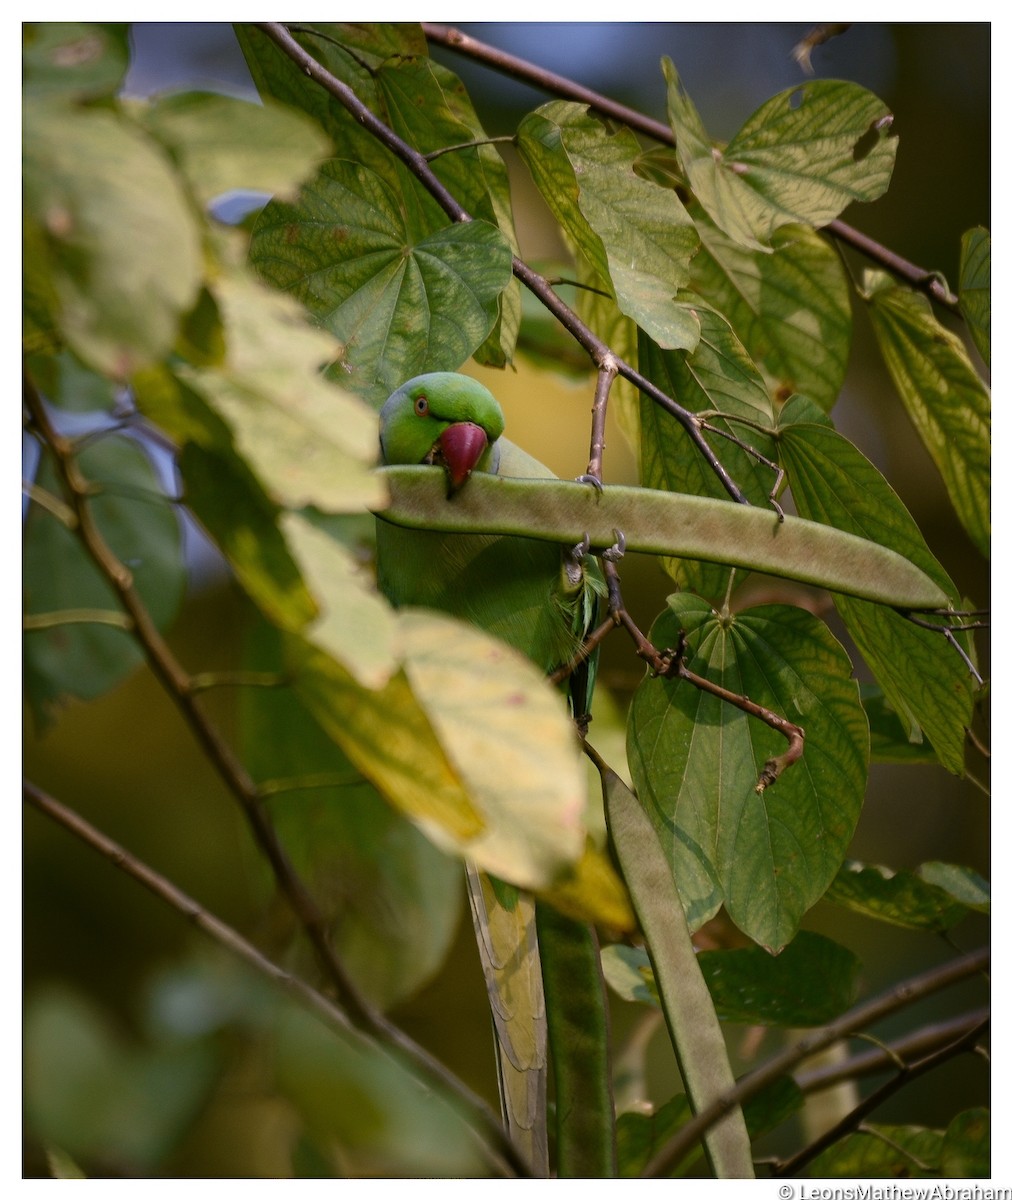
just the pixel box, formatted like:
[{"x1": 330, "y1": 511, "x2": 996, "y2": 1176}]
[
  {"x1": 180, "y1": 441, "x2": 319, "y2": 631},
  {"x1": 282, "y1": 511, "x2": 398, "y2": 689},
  {"x1": 380, "y1": 467, "x2": 949, "y2": 610},
  {"x1": 376, "y1": 56, "x2": 522, "y2": 367},
  {"x1": 637, "y1": 313, "x2": 776, "y2": 600},
  {"x1": 777, "y1": 410, "x2": 974, "y2": 772},
  {"x1": 250, "y1": 159, "x2": 514, "y2": 404},
  {"x1": 698, "y1": 932, "x2": 860, "y2": 1025},
  {"x1": 25, "y1": 986, "x2": 216, "y2": 1171},
  {"x1": 864, "y1": 270, "x2": 990, "y2": 557},
  {"x1": 617, "y1": 1095, "x2": 696, "y2": 1178},
  {"x1": 23, "y1": 98, "x2": 202, "y2": 378},
  {"x1": 241, "y1": 623, "x2": 462, "y2": 1009},
  {"x1": 917, "y1": 862, "x2": 990, "y2": 914},
  {"x1": 133, "y1": 364, "x2": 320, "y2": 632},
  {"x1": 236, "y1": 23, "x2": 443, "y2": 249},
  {"x1": 616, "y1": 1079, "x2": 801, "y2": 1178},
  {"x1": 24, "y1": 434, "x2": 184, "y2": 727},
  {"x1": 274, "y1": 1003, "x2": 484, "y2": 1176},
  {"x1": 600, "y1": 942, "x2": 660, "y2": 1007},
  {"x1": 826, "y1": 861, "x2": 970, "y2": 932},
  {"x1": 861, "y1": 683, "x2": 938, "y2": 763},
  {"x1": 601, "y1": 762, "x2": 753, "y2": 1178},
  {"x1": 811, "y1": 1123, "x2": 943, "y2": 1177},
  {"x1": 142, "y1": 91, "x2": 332, "y2": 207},
  {"x1": 517, "y1": 101, "x2": 701, "y2": 350},
  {"x1": 959, "y1": 227, "x2": 990, "y2": 367},
  {"x1": 665, "y1": 59, "x2": 896, "y2": 251},
  {"x1": 690, "y1": 215, "x2": 851, "y2": 411},
  {"x1": 605, "y1": 932, "x2": 859, "y2": 1026},
  {"x1": 627, "y1": 597, "x2": 868, "y2": 949},
  {"x1": 180, "y1": 266, "x2": 385, "y2": 513},
  {"x1": 940, "y1": 1108, "x2": 990, "y2": 1177},
  {"x1": 23, "y1": 22, "x2": 130, "y2": 101},
  {"x1": 26, "y1": 350, "x2": 119, "y2": 414}
]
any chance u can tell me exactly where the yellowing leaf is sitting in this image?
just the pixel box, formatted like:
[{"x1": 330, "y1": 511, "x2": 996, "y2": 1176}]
[
  {"x1": 281, "y1": 512, "x2": 398, "y2": 690},
  {"x1": 399, "y1": 610, "x2": 587, "y2": 888},
  {"x1": 289, "y1": 637, "x2": 485, "y2": 847},
  {"x1": 536, "y1": 838, "x2": 636, "y2": 935}
]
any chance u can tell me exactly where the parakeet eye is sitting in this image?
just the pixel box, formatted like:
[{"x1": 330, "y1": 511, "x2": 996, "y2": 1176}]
[{"x1": 414, "y1": 395, "x2": 429, "y2": 416}]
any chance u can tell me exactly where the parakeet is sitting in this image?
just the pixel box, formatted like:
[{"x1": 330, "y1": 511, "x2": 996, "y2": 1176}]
[{"x1": 376, "y1": 372, "x2": 604, "y2": 1176}]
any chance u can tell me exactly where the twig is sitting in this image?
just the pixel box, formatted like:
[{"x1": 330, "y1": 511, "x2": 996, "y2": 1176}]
[
  {"x1": 772, "y1": 1015, "x2": 989, "y2": 1177},
  {"x1": 22, "y1": 377, "x2": 530, "y2": 1180},
  {"x1": 902, "y1": 612, "x2": 986, "y2": 685},
  {"x1": 23, "y1": 779, "x2": 523, "y2": 1178},
  {"x1": 640, "y1": 944, "x2": 989, "y2": 1177},
  {"x1": 585, "y1": 358, "x2": 618, "y2": 483},
  {"x1": 794, "y1": 1007, "x2": 990, "y2": 1093},
  {"x1": 422, "y1": 23, "x2": 961, "y2": 313},
  {"x1": 601, "y1": 567, "x2": 805, "y2": 791},
  {"x1": 256, "y1": 22, "x2": 751, "y2": 507},
  {"x1": 23, "y1": 478, "x2": 77, "y2": 527},
  {"x1": 24, "y1": 779, "x2": 358, "y2": 1038},
  {"x1": 424, "y1": 135, "x2": 516, "y2": 162}
]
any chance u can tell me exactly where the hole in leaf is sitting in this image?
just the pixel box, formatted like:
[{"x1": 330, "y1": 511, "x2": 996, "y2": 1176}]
[
  {"x1": 788, "y1": 86, "x2": 806, "y2": 110},
  {"x1": 852, "y1": 120, "x2": 885, "y2": 162}
]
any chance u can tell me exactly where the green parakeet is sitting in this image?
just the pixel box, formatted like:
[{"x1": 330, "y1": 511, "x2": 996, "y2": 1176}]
[{"x1": 376, "y1": 372, "x2": 604, "y2": 1176}]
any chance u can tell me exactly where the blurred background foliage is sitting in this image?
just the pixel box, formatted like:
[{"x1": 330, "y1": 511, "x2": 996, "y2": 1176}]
[{"x1": 24, "y1": 22, "x2": 989, "y2": 1177}]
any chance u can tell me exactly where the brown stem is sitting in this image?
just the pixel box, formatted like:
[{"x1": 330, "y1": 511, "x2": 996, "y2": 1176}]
[
  {"x1": 585, "y1": 359, "x2": 618, "y2": 482},
  {"x1": 664, "y1": 632, "x2": 806, "y2": 792},
  {"x1": 603, "y1": 569, "x2": 805, "y2": 790},
  {"x1": 24, "y1": 779, "x2": 358, "y2": 1038},
  {"x1": 24, "y1": 779, "x2": 524, "y2": 1177},
  {"x1": 641, "y1": 944, "x2": 990, "y2": 1177},
  {"x1": 422, "y1": 23, "x2": 961, "y2": 312},
  {"x1": 772, "y1": 1015, "x2": 989, "y2": 1177},
  {"x1": 794, "y1": 1007, "x2": 990, "y2": 1094}
]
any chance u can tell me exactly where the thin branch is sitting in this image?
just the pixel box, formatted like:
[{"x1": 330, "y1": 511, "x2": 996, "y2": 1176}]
[
  {"x1": 24, "y1": 780, "x2": 522, "y2": 1178},
  {"x1": 794, "y1": 1007, "x2": 990, "y2": 1094},
  {"x1": 772, "y1": 1015, "x2": 989, "y2": 1177},
  {"x1": 585, "y1": 358, "x2": 618, "y2": 483},
  {"x1": 599, "y1": 566, "x2": 805, "y2": 790},
  {"x1": 424, "y1": 135, "x2": 516, "y2": 162},
  {"x1": 22, "y1": 375, "x2": 530, "y2": 1181},
  {"x1": 257, "y1": 22, "x2": 751, "y2": 507},
  {"x1": 700, "y1": 419, "x2": 786, "y2": 518},
  {"x1": 543, "y1": 276, "x2": 613, "y2": 298},
  {"x1": 24, "y1": 779, "x2": 357, "y2": 1038},
  {"x1": 902, "y1": 611, "x2": 986, "y2": 685},
  {"x1": 23, "y1": 479, "x2": 77, "y2": 527},
  {"x1": 640, "y1": 944, "x2": 989, "y2": 1177},
  {"x1": 423, "y1": 23, "x2": 961, "y2": 312},
  {"x1": 665, "y1": 631, "x2": 806, "y2": 791}
]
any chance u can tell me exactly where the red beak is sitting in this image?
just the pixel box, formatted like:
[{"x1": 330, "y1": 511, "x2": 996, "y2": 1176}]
[{"x1": 436, "y1": 422, "x2": 488, "y2": 492}]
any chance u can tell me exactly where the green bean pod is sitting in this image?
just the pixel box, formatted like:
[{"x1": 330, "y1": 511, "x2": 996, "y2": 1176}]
[
  {"x1": 599, "y1": 758, "x2": 754, "y2": 1179},
  {"x1": 536, "y1": 904, "x2": 617, "y2": 1177}
]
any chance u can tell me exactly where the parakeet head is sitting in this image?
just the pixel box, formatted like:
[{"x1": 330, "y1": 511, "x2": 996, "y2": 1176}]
[{"x1": 380, "y1": 373, "x2": 505, "y2": 491}]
